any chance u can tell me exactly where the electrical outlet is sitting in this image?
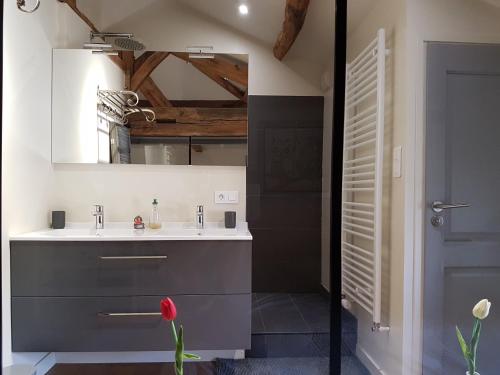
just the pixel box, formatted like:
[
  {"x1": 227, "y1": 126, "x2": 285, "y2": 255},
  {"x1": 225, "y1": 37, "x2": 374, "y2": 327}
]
[{"x1": 215, "y1": 191, "x2": 239, "y2": 204}]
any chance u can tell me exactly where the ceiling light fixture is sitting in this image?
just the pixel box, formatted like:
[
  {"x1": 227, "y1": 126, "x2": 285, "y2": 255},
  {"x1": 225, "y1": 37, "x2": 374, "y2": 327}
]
[{"x1": 238, "y1": 4, "x2": 249, "y2": 15}]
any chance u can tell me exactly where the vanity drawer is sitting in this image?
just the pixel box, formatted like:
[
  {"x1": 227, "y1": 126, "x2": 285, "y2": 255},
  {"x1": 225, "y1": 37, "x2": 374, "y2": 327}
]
[
  {"x1": 12, "y1": 294, "x2": 251, "y2": 352},
  {"x1": 11, "y1": 241, "x2": 251, "y2": 297}
]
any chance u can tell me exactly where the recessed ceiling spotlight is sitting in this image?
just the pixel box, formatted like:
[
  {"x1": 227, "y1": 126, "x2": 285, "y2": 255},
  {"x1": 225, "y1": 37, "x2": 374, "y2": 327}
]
[{"x1": 238, "y1": 4, "x2": 249, "y2": 15}]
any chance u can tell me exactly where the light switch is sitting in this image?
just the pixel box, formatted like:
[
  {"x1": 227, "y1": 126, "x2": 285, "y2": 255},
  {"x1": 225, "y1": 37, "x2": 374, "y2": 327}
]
[
  {"x1": 215, "y1": 191, "x2": 239, "y2": 204},
  {"x1": 393, "y1": 146, "x2": 402, "y2": 178}
]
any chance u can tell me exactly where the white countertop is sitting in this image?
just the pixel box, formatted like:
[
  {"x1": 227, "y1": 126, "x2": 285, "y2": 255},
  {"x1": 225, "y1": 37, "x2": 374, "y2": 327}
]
[{"x1": 10, "y1": 222, "x2": 252, "y2": 241}]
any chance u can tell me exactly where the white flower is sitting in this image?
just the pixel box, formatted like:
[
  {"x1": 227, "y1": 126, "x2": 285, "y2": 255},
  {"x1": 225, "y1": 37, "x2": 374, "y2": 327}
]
[{"x1": 472, "y1": 299, "x2": 492, "y2": 320}]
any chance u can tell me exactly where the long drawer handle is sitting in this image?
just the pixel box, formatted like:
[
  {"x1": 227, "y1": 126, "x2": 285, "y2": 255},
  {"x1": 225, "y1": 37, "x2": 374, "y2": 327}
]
[
  {"x1": 99, "y1": 255, "x2": 167, "y2": 260},
  {"x1": 98, "y1": 312, "x2": 162, "y2": 317}
]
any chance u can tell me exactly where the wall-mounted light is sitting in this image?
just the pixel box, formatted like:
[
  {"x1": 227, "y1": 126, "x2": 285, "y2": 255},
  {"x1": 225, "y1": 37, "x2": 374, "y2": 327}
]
[
  {"x1": 238, "y1": 4, "x2": 249, "y2": 15},
  {"x1": 186, "y1": 46, "x2": 215, "y2": 59},
  {"x1": 92, "y1": 51, "x2": 119, "y2": 56},
  {"x1": 83, "y1": 43, "x2": 113, "y2": 50}
]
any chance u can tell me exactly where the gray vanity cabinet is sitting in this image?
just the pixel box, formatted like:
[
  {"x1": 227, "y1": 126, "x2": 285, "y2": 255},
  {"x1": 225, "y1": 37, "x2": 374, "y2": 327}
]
[{"x1": 10, "y1": 240, "x2": 252, "y2": 352}]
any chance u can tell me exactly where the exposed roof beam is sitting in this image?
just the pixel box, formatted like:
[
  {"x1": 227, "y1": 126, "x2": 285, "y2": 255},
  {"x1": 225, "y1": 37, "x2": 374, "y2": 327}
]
[
  {"x1": 130, "y1": 123, "x2": 247, "y2": 137},
  {"x1": 273, "y1": 0, "x2": 310, "y2": 60},
  {"x1": 121, "y1": 51, "x2": 135, "y2": 89},
  {"x1": 139, "y1": 77, "x2": 172, "y2": 107},
  {"x1": 131, "y1": 52, "x2": 170, "y2": 91},
  {"x1": 171, "y1": 53, "x2": 247, "y2": 102},
  {"x1": 128, "y1": 107, "x2": 247, "y2": 137},
  {"x1": 171, "y1": 53, "x2": 248, "y2": 86},
  {"x1": 57, "y1": 2, "x2": 170, "y2": 105},
  {"x1": 57, "y1": 0, "x2": 99, "y2": 32}
]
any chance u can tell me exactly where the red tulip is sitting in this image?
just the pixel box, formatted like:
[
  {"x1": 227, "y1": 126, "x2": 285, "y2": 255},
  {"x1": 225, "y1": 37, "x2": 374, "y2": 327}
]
[{"x1": 161, "y1": 298, "x2": 177, "y2": 321}]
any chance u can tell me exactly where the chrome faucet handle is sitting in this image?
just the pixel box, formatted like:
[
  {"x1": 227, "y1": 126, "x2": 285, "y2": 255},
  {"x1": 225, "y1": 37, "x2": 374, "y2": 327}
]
[
  {"x1": 196, "y1": 205, "x2": 204, "y2": 214},
  {"x1": 92, "y1": 204, "x2": 104, "y2": 215}
]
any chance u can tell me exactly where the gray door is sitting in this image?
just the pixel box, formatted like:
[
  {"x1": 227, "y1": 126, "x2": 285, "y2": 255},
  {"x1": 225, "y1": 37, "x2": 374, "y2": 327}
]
[{"x1": 424, "y1": 43, "x2": 500, "y2": 374}]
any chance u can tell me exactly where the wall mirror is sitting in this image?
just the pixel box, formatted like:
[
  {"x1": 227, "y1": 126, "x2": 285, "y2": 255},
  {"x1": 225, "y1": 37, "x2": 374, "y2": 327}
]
[{"x1": 51, "y1": 49, "x2": 248, "y2": 166}]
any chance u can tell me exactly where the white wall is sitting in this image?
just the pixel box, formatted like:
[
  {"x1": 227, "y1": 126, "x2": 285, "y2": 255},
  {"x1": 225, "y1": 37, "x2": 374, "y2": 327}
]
[
  {"x1": 346, "y1": 0, "x2": 407, "y2": 373},
  {"x1": 1, "y1": 1, "x2": 89, "y2": 367},
  {"x1": 52, "y1": 0, "x2": 323, "y2": 224}
]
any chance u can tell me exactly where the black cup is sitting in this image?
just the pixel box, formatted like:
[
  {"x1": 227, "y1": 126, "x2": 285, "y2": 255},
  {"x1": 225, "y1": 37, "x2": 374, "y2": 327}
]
[
  {"x1": 52, "y1": 211, "x2": 66, "y2": 229},
  {"x1": 225, "y1": 211, "x2": 236, "y2": 229}
]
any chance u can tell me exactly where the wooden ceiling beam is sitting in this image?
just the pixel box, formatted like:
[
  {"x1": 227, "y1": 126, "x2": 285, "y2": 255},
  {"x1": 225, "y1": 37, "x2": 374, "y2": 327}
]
[
  {"x1": 131, "y1": 52, "x2": 170, "y2": 91},
  {"x1": 134, "y1": 51, "x2": 155, "y2": 72},
  {"x1": 129, "y1": 107, "x2": 247, "y2": 125},
  {"x1": 130, "y1": 123, "x2": 247, "y2": 138},
  {"x1": 129, "y1": 106, "x2": 247, "y2": 137},
  {"x1": 171, "y1": 55, "x2": 245, "y2": 101},
  {"x1": 273, "y1": 0, "x2": 311, "y2": 60},
  {"x1": 57, "y1": 2, "x2": 171, "y2": 106},
  {"x1": 139, "y1": 78, "x2": 172, "y2": 107},
  {"x1": 57, "y1": 0, "x2": 99, "y2": 33},
  {"x1": 121, "y1": 51, "x2": 135, "y2": 89},
  {"x1": 172, "y1": 53, "x2": 248, "y2": 87},
  {"x1": 171, "y1": 53, "x2": 247, "y2": 101}
]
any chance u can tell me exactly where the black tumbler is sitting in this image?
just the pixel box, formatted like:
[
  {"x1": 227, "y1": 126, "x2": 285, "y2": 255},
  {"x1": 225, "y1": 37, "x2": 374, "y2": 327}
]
[
  {"x1": 52, "y1": 211, "x2": 66, "y2": 229},
  {"x1": 225, "y1": 211, "x2": 237, "y2": 229}
]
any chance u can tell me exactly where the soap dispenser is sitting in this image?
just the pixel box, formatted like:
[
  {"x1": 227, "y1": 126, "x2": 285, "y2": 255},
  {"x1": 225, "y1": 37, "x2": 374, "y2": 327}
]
[{"x1": 149, "y1": 199, "x2": 162, "y2": 229}]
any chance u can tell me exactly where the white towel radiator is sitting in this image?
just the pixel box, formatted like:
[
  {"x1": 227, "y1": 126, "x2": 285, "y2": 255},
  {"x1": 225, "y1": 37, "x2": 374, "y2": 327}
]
[{"x1": 341, "y1": 29, "x2": 390, "y2": 332}]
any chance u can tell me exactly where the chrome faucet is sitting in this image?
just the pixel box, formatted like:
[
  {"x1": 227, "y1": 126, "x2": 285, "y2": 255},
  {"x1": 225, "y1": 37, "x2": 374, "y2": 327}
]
[
  {"x1": 196, "y1": 205, "x2": 204, "y2": 230},
  {"x1": 92, "y1": 205, "x2": 104, "y2": 230}
]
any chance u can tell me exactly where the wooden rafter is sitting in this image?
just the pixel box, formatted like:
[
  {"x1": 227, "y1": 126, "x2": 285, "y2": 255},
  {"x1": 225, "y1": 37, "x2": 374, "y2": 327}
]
[
  {"x1": 273, "y1": 0, "x2": 310, "y2": 60},
  {"x1": 57, "y1": 1, "x2": 171, "y2": 105},
  {"x1": 57, "y1": 0, "x2": 98, "y2": 32},
  {"x1": 131, "y1": 52, "x2": 170, "y2": 91},
  {"x1": 121, "y1": 51, "x2": 135, "y2": 89},
  {"x1": 172, "y1": 53, "x2": 247, "y2": 86},
  {"x1": 171, "y1": 53, "x2": 247, "y2": 102},
  {"x1": 128, "y1": 107, "x2": 247, "y2": 137},
  {"x1": 138, "y1": 100, "x2": 247, "y2": 108},
  {"x1": 139, "y1": 77, "x2": 172, "y2": 107},
  {"x1": 130, "y1": 123, "x2": 247, "y2": 137}
]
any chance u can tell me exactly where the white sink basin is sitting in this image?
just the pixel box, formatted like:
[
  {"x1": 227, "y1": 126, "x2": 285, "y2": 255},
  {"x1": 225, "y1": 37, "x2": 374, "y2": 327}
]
[{"x1": 10, "y1": 223, "x2": 252, "y2": 241}]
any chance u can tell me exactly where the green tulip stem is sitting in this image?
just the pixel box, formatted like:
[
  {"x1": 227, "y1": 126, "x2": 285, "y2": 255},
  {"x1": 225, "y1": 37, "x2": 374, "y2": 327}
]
[{"x1": 171, "y1": 320, "x2": 178, "y2": 344}]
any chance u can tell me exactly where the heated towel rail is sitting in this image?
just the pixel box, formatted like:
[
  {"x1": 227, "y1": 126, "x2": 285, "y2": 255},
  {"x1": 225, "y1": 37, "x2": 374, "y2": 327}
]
[{"x1": 341, "y1": 29, "x2": 389, "y2": 332}]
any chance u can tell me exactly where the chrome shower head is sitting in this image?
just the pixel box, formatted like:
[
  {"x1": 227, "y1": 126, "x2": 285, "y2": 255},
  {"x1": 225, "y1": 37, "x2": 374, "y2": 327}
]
[
  {"x1": 88, "y1": 32, "x2": 146, "y2": 52},
  {"x1": 113, "y1": 37, "x2": 145, "y2": 51}
]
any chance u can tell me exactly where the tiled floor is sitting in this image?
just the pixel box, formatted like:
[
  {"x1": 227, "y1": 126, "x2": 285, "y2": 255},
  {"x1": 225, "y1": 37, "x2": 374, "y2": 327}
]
[{"x1": 247, "y1": 293, "x2": 369, "y2": 374}]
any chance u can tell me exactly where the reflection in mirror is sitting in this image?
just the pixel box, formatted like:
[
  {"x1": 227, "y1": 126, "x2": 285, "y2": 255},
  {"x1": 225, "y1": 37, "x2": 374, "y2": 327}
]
[{"x1": 52, "y1": 50, "x2": 248, "y2": 166}]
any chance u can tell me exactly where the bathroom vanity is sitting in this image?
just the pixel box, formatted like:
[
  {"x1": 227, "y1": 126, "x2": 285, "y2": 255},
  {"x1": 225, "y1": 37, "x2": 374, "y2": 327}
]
[{"x1": 10, "y1": 224, "x2": 252, "y2": 353}]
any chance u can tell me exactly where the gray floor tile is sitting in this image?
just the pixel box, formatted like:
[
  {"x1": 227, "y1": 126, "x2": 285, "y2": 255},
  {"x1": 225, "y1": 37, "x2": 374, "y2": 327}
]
[
  {"x1": 291, "y1": 293, "x2": 330, "y2": 333},
  {"x1": 257, "y1": 294, "x2": 310, "y2": 333}
]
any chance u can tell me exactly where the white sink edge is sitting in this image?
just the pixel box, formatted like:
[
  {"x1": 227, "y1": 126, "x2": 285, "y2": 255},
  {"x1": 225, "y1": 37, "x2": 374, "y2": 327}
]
[{"x1": 10, "y1": 222, "x2": 253, "y2": 241}]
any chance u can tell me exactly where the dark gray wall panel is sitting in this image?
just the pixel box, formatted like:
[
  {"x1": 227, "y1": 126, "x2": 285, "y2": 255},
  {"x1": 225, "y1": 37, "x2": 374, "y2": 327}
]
[
  {"x1": 11, "y1": 240, "x2": 251, "y2": 297},
  {"x1": 12, "y1": 294, "x2": 251, "y2": 352},
  {"x1": 247, "y1": 96, "x2": 323, "y2": 292}
]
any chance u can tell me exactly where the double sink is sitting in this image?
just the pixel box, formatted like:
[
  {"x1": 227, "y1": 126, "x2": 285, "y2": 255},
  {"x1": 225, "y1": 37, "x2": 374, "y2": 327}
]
[{"x1": 12, "y1": 222, "x2": 252, "y2": 241}]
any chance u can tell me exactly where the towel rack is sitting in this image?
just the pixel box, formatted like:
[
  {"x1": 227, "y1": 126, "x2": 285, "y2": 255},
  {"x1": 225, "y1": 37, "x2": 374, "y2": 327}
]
[
  {"x1": 341, "y1": 29, "x2": 389, "y2": 333},
  {"x1": 97, "y1": 88, "x2": 156, "y2": 125}
]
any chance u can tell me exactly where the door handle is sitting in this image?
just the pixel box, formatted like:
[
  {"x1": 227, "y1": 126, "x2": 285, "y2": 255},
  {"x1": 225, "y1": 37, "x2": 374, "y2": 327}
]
[{"x1": 431, "y1": 201, "x2": 470, "y2": 213}]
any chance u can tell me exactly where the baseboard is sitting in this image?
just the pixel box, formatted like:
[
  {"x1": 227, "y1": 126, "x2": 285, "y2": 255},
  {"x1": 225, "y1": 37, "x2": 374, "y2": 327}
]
[{"x1": 356, "y1": 345, "x2": 385, "y2": 375}]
